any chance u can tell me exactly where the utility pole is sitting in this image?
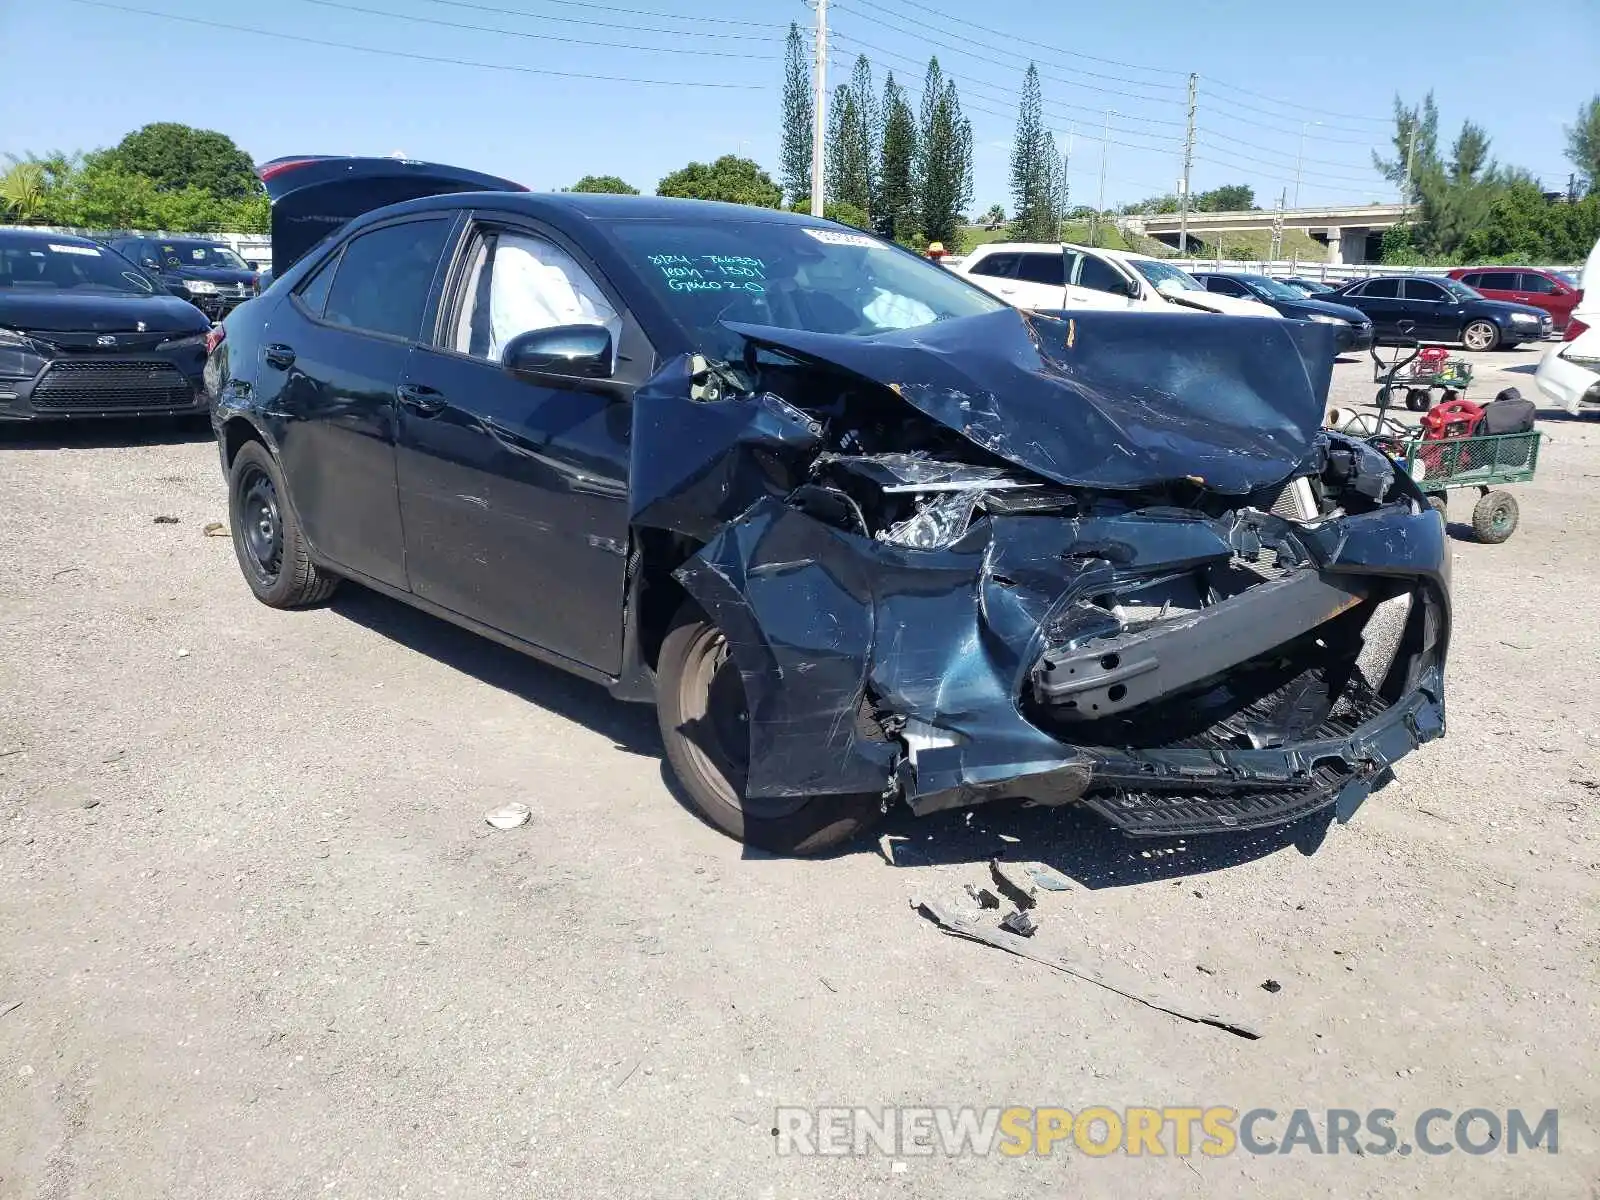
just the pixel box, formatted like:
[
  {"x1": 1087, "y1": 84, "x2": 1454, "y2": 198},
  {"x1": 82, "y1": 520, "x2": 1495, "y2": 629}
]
[
  {"x1": 809, "y1": 0, "x2": 827, "y2": 218},
  {"x1": 1270, "y1": 187, "x2": 1286, "y2": 262},
  {"x1": 1293, "y1": 120, "x2": 1321, "y2": 209},
  {"x1": 1096, "y1": 109, "x2": 1114, "y2": 248},
  {"x1": 1178, "y1": 72, "x2": 1195, "y2": 255},
  {"x1": 1400, "y1": 125, "x2": 1417, "y2": 214}
]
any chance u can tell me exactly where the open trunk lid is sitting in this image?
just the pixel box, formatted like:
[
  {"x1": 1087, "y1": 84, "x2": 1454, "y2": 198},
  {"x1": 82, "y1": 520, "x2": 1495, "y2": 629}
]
[{"x1": 256, "y1": 155, "x2": 526, "y2": 278}]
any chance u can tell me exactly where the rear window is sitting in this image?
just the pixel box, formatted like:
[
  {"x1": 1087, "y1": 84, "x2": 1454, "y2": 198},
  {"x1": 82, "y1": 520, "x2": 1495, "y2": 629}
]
[
  {"x1": 1013, "y1": 252, "x2": 1065, "y2": 287},
  {"x1": 1477, "y1": 271, "x2": 1519, "y2": 290},
  {"x1": 320, "y1": 219, "x2": 453, "y2": 340},
  {"x1": 1358, "y1": 278, "x2": 1400, "y2": 298},
  {"x1": 157, "y1": 240, "x2": 248, "y2": 271},
  {"x1": 968, "y1": 252, "x2": 1020, "y2": 279},
  {"x1": 0, "y1": 236, "x2": 155, "y2": 294}
]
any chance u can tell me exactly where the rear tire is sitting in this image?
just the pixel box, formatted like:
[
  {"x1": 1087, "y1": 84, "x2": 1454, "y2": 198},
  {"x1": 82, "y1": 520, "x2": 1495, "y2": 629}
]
[
  {"x1": 1462, "y1": 320, "x2": 1500, "y2": 352},
  {"x1": 1427, "y1": 493, "x2": 1448, "y2": 520},
  {"x1": 228, "y1": 440, "x2": 339, "y2": 608},
  {"x1": 655, "y1": 606, "x2": 883, "y2": 855},
  {"x1": 1471, "y1": 490, "x2": 1519, "y2": 544}
]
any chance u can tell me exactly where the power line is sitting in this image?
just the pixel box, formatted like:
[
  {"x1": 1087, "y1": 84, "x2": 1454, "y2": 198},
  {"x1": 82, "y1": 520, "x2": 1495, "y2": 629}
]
[
  {"x1": 414, "y1": 0, "x2": 782, "y2": 39},
  {"x1": 290, "y1": 0, "x2": 779, "y2": 58},
  {"x1": 836, "y1": 0, "x2": 1189, "y2": 78},
  {"x1": 826, "y1": 42, "x2": 1184, "y2": 155},
  {"x1": 61, "y1": 0, "x2": 770, "y2": 87},
  {"x1": 1202, "y1": 76, "x2": 1390, "y2": 125},
  {"x1": 423, "y1": 0, "x2": 779, "y2": 27},
  {"x1": 828, "y1": 32, "x2": 1186, "y2": 139}
]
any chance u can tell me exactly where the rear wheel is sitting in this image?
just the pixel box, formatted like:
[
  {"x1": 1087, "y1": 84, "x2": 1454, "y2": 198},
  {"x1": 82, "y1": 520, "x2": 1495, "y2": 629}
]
[
  {"x1": 228, "y1": 440, "x2": 339, "y2": 607},
  {"x1": 655, "y1": 607, "x2": 883, "y2": 855},
  {"x1": 1471, "y1": 490, "x2": 1519, "y2": 544},
  {"x1": 1462, "y1": 320, "x2": 1500, "y2": 352},
  {"x1": 1406, "y1": 388, "x2": 1431, "y2": 411},
  {"x1": 1427, "y1": 493, "x2": 1448, "y2": 520}
]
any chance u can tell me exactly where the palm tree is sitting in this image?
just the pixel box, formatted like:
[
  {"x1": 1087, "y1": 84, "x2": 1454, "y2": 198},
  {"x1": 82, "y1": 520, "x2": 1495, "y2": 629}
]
[
  {"x1": 0, "y1": 162, "x2": 47, "y2": 223},
  {"x1": 980, "y1": 203, "x2": 1005, "y2": 229}
]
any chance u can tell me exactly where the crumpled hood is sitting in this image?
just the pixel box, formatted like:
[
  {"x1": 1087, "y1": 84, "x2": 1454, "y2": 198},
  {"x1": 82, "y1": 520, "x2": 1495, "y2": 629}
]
[{"x1": 724, "y1": 307, "x2": 1335, "y2": 495}]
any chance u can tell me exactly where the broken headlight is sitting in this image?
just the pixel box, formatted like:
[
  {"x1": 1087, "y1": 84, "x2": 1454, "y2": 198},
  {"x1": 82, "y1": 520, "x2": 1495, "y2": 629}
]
[{"x1": 878, "y1": 490, "x2": 982, "y2": 550}]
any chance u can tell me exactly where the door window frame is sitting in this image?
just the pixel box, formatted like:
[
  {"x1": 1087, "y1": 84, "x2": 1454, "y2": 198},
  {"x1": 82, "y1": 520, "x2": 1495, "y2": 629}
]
[
  {"x1": 290, "y1": 212, "x2": 464, "y2": 346},
  {"x1": 429, "y1": 212, "x2": 658, "y2": 390}
]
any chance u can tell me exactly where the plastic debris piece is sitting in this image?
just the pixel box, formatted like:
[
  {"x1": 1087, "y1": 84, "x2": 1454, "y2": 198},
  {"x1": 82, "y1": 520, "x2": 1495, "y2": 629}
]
[
  {"x1": 1261, "y1": 979, "x2": 1283, "y2": 994},
  {"x1": 999, "y1": 909, "x2": 1038, "y2": 937},
  {"x1": 153, "y1": 515, "x2": 179, "y2": 525},
  {"x1": 963, "y1": 883, "x2": 1001, "y2": 909},
  {"x1": 990, "y1": 859, "x2": 1038, "y2": 909},
  {"x1": 176, "y1": 649, "x2": 190, "y2": 659},
  {"x1": 485, "y1": 802, "x2": 532, "y2": 830},
  {"x1": 202, "y1": 522, "x2": 227, "y2": 537},
  {"x1": 1022, "y1": 862, "x2": 1073, "y2": 891}
]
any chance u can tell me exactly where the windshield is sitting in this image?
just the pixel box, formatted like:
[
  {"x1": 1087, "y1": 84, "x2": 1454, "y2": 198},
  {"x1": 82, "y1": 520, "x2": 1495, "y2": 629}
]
[
  {"x1": 1440, "y1": 278, "x2": 1480, "y2": 300},
  {"x1": 600, "y1": 217, "x2": 1005, "y2": 359},
  {"x1": 1240, "y1": 275, "x2": 1304, "y2": 300},
  {"x1": 158, "y1": 241, "x2": 248, "y2": 271},
  {"x1": 1129, "y1": 258, "x2": 1205, "y2": 292},
  {"x1": 0, "y1": 237, "x2": 156, "y2": 295}
]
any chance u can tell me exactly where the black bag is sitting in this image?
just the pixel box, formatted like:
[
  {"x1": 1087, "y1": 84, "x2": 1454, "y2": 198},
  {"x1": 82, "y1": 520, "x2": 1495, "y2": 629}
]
[{"x1": 1481, "y1": 388, "x2": 1536, "y2": 435}]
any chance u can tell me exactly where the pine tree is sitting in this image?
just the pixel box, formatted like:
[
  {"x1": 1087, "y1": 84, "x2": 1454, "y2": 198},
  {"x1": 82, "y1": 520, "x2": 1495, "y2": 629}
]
[
  {"x1": 779, "y1": 23, "x2": 813, "y2": 205},
  {"x1": 827, "y1": 55, "x2": 878, "y2": 215},
  {"x1": 877, "y1": 72, "x2": 917, "y2": 243},
  {"x1": 915, "y1": 59, "x2": 973, "y2": 248},
  {"x1": 1009, "y1": 65, "x2": 1062, "y2": 241}
]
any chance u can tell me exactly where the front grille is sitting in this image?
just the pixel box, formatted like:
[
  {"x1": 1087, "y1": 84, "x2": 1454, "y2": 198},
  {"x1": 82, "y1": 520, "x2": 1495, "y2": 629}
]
[{"x1": 30, "y1": 359, "x2": 195, "y2": 411}]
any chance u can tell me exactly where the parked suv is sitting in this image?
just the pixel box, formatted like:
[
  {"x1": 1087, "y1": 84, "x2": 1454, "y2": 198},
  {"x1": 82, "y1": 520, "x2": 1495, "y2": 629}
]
[
  {"x1": 954, "y1": 242, "x2": 1280, "y2": 317},
  {"x1": 1447, "y1": 267, "x2": 1579, "y2": 332},
  {"x1": 106, "y1": 236, "x2": 261, "y2": 319}
]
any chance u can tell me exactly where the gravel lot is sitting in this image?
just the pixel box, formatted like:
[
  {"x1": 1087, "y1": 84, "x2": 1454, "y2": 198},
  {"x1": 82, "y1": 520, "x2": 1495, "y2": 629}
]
[{"x1": 1, "y1": 344, "x2": 1596, "y2": 1199}]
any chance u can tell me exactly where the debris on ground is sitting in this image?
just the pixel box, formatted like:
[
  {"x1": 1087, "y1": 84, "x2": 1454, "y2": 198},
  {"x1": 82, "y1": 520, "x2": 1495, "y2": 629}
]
[
  {"x1": 152, "y1": 515, "x2": 179, "y2": 525},
  {"x1": 202, "y1": 522, "x2": 227, "y2": 537},
  {"x1": 1022, "y1": 862, "x2": 1073, "y2": 892},
  {"x1": 989, "y1": 859, "x2": 1038, "y2": 909},
  {"x1": 0, "y1": 1000, "x2": 21, "y2": 1021},
  {"x1": 999, "y1": 909, "x2": 1039, "y2": 938},
  {"x1": 914, "y1": 898, "x2": 1260, "y2": 1040},
  {"x1": 176, "y1": 649, "x2": 190, "y2": 659},
  {"x1": 484, "y1": 803, "x2": 532, "y2": 830},
  {"x1": 963, "y1": 883, "x2": 1001, "y2": 909},
  {"x1": 1261, "y1": 979, "x2": 1283, "y2": 994}
]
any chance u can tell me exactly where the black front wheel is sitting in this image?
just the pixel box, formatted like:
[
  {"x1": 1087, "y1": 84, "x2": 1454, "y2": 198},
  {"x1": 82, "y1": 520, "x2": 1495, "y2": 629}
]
[
  {"x1": 655, "y1": 607, "x2": 883, "y2": 855},
  {"x1": 228, "y1": 440, "x2": 339, "y2": 608}
]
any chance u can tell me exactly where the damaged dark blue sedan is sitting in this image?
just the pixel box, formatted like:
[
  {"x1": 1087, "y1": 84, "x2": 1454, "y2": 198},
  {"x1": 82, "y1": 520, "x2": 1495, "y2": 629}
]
[{"x1": 207, "y1": 156, "x2": 1449, "y2": 854}]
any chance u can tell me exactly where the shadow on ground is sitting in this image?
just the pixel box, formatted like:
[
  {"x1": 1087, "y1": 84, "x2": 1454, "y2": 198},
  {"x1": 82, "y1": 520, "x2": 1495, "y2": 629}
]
[
  {"x1": 329, "y1": 584, "x2": 661, "y2": 757},
  {"x1": 0, "y1": 415, "x2": 212, "y2": 449}
]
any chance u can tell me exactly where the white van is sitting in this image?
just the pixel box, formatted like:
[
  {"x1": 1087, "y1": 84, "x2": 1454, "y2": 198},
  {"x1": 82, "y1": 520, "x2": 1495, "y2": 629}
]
[{"x1": 955, "y1": 241, "x2": 1282, "y2": 318}]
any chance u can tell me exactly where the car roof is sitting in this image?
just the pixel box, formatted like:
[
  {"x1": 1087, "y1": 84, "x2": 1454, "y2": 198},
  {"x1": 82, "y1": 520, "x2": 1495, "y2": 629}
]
[
  {"x1": 349, "y1": 189, "x2": 843, "y2": 227},
  {"x1": 0, "y1": 228, "x2": 98, "y2": 248},
  {"x1": 967, "y1": 241, "x2": 1061, "y2": 255}
]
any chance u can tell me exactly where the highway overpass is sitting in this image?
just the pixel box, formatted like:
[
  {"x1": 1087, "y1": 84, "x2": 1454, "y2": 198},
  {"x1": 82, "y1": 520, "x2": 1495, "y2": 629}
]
[{"x1": 1124, "y1": 203, "x2": 1408, "y2": 264}]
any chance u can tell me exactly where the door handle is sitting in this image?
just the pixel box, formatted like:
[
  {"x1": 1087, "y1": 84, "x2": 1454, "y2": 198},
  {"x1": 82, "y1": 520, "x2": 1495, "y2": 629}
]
[
  {"x1": 263, "y1": 343, "x2": 295, "y2": 369},
  {"x1": 396, "y1": 383, "x2": 446, "y2": 417}
]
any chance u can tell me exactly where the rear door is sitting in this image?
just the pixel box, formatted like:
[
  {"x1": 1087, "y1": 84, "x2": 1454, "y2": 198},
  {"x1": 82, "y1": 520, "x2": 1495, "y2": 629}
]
[
  {"x1": 394, "y1": 215, "x2": 647, "y2": 673},
  {"x1": 1401, "y1": 278, "x2": 1461, "y2": 341},
  {"x1": 958, "y1": 250, "x2": 1023, "y2": 303},
  {"x1": 1471, "y1": 269, "x2": 1520, "y2": 306},
  {"x1": 266, "y1": 213, "x2": 458, "y2": 589},
  {"x1": 1345, "y1": 279, "x2": 1403, "y2": 337},
  {"x1": 1008, "y1": 251, "x2": 1068, "y2": 308}
]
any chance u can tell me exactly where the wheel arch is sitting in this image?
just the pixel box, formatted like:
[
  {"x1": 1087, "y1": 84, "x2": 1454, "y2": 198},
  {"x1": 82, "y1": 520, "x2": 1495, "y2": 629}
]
[{"x1": 611, "y1": 526, "x2": 706, "y2": 702}]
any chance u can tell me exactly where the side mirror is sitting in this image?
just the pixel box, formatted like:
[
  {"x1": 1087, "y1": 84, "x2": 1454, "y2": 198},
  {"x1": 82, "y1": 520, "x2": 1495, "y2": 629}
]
[{"x1": 503, "y1": 325, "x2": 617, "y2": 390}]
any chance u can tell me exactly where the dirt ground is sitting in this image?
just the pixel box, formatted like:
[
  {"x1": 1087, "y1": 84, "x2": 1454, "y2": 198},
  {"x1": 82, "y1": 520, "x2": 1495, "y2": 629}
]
[{"x1": 1, "y1": 344, "x2": 1596, "y2": 1199}]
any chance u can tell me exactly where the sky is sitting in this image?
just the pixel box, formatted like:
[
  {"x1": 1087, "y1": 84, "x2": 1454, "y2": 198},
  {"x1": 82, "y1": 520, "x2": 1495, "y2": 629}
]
[{"x1": 1, "y1": 0, "x2": 1596, "y2": 214}]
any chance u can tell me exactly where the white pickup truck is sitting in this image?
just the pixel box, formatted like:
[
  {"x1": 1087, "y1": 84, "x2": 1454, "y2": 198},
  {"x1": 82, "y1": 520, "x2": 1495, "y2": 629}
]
[{"x1": 953, "y1": 241, "x2": 1282, "y2": 318}]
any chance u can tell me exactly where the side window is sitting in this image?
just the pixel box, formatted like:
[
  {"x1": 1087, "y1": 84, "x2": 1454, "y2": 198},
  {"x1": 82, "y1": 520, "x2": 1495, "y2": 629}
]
[
  {"x1": 321, "y1": 218, "x2": 453, "y2": 340},
  {"x1": 294, "y1": 252, "x2": 340, "y2": 318},
  {"x1": 1361, "y1": 278, "x2": 1400, "y2": 298},
  {"x1": 1518, "y1": 273, "x2": 1556, "y2": 294},
  {"x1": 449, "y1": 229, "x2": 620, "y2": 363},
  {"x1": 1207, "y1": 277, "x2": 1244, "y2": 297},
  {"x1": 1478, "y1": 271, "x2": 1519, "y2": 290},
  {"x1": 1075, "y1": 254, "x2": 1126, "y2": 294},
  {"x1": 1013, "y1": 253, "x2": 1065, "y2": 287},
  {"x1": 1403, "y1": 279, "x2": 1447, "y2": 302},
  {"x1": 968, "y1": 252, "x2": 1020, "y2": 279},
  {"x1": 1457, "y1": 273, "x2": 1482, "y2": 288}
]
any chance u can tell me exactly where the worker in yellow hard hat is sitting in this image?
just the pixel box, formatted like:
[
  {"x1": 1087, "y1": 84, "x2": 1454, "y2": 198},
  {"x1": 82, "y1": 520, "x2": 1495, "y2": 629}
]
[{"x1": 925, "y1": 241, "x2": 948, "y2": 262}]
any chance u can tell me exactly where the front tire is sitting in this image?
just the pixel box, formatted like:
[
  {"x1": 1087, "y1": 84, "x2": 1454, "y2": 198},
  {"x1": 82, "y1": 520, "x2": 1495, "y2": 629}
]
[
  {"x1": 655, "y1": 607, "x2": 882, "y2": 855},
  {"x1": 1471, "y1": 491, "x2": 1519, "y2": 544},
  {"x1": 1462, "y1": 320, "x2": 1500, "y2": 352},
  {"x1": 228, "y1": 440, "x2": 339, "y2": 608}
]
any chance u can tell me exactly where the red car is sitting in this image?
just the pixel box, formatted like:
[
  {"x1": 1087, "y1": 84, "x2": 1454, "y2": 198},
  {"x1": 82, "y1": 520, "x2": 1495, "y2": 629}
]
[{"x1": 1447, "y1": 266, "x2": 1582, "y2": 331}]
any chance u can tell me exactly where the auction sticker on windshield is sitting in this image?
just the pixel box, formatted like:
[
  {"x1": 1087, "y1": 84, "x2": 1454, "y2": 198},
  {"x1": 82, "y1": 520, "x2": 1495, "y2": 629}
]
[
  {"x1": 48, "y1": 244, "x2": 101, "y2": 256},
  {"x1": 803, "y1": 228, "x2": 884, "y2": 249}
]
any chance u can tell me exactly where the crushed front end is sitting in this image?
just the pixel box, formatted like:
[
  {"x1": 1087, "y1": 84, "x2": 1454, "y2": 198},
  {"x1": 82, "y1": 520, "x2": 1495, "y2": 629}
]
[{"x1": 630, "y1": 309, "x2": 1448, "y2": 837}]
